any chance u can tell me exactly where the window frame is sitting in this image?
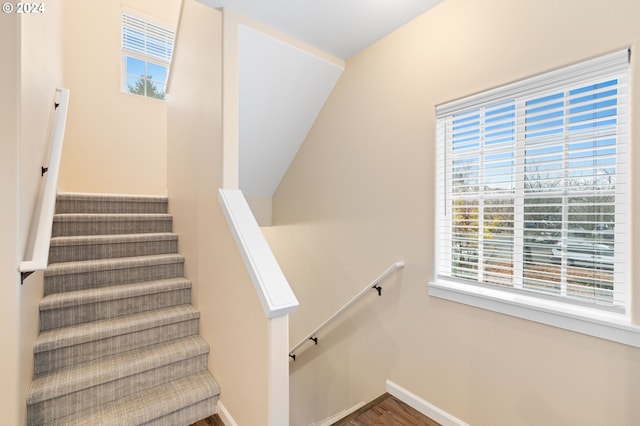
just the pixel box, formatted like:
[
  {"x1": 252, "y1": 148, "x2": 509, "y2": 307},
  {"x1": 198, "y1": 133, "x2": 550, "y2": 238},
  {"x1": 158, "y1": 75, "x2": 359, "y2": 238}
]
[
  {"x1": 429, "y1": 49, "x2": 640, "y2": 347},
  {"x1": 121, "y1": 8, "x2": 175, "y2": 100}
]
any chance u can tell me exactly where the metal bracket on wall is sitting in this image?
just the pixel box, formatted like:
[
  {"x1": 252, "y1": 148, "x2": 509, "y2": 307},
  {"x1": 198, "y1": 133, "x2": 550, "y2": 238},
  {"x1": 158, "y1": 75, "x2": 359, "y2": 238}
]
[{"x1": 21, "y1": 271, "x2": 34, "y2": 285}]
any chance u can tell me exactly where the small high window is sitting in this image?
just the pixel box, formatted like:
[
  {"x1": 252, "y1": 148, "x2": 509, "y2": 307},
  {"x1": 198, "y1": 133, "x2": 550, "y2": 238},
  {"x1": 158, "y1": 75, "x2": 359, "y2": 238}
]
[{"x1": 121, "y1": 9, "x2": 175, "y2": 100}]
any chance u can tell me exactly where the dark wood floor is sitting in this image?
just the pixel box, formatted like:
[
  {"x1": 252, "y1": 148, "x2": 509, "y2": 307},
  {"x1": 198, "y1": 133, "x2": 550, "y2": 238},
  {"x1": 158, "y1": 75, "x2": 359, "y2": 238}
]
[
  {"x1": 190, "y1": 414, "x2": 225, "y2": 426},
  {"x1": 331, "y1": 393, "x2": 441, "y2": 426},
  {"x1": 190, "y1": 393, "x2": 439, "y2": 426}
]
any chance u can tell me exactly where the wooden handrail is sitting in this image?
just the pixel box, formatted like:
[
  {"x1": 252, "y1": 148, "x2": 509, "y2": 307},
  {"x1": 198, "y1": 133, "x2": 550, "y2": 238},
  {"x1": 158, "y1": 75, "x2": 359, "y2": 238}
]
[
  {"x1": 19, "y1": 88, "x2": 70, "y2": 283},
  {"x1": 289, "y1": 261, "x2": 405, "y2": 360}
]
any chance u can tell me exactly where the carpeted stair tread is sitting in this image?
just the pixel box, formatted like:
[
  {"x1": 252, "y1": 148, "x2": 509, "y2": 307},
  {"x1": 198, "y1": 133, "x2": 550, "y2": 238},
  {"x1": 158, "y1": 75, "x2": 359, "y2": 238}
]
[
  {"x1": 48, "y1": 232, "x2": 179, "y2": 263},
  {"x1": 40, "y1": 277, "x2": 191, "y2": 312},
  {"x1": 52, "y1": 213, "x2": 173, "y2": 237},
  {"x1": 48, "y1": 370, "x2": 219, "y2": 426},
  {"x1": 28, "y1": 335, "x2": 210, "y2": 404},
  {"x1": 53, "y1": 213, "x2": 172, "y2": 221},
  {"x1": 45, "y1": 253, "x2": 184, "y2": 278},
  {"x1": 55, "y1": 192, "x2": 168, "y2": 214},
  {"x1": 50, "y1": 232, "x2": 178, "y2": 249},
  {"x1": 44, "y1": 254, "x2": 185, "y2": 295},
  {"x1": 34, "y1": 318, "x2": 200, "y2": 375},
  {"x1": 34, "y1": 304, "x2": 199, "y2": 354},
  {"x1": 39, "y1": 278, "x2": 192, "y2": 330},
  {"x1": 56, "y1": 192, "x2": 169, "y2": 203}
]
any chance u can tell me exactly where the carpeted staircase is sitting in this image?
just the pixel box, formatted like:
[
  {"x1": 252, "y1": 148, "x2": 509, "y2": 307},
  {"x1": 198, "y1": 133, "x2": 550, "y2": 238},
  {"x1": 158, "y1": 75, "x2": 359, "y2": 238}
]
[{"x1": 26, "y1": 192, "x2": 220, "y2": 425}]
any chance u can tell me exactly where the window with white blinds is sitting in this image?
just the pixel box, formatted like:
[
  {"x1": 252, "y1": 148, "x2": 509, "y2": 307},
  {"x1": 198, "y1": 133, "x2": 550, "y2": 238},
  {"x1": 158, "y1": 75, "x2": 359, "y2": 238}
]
[
  {"x1": 121, "y1": 10, "x2": 175, "y2": 100},
  {"x1": 436, "y1": 50, "x2": 629, "y2": 313}
]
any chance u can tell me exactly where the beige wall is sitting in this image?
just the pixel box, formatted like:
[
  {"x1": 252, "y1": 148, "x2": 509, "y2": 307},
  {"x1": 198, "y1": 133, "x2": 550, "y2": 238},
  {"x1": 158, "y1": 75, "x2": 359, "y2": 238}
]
[
  {"x1": 58, "y1": 0, "x2": 180, "y2": 195},
  {"x1": 0, "y1": 12, "x2": 23, "y2": 425},
  {"x1": 167, "y1": 2, "x2": 270, "y2": 423},
  {"x1": 0, "y1": 2, "x2": 64, "y2": 424},
  {"x1": 266, "y1": 0, "x2": 640, "y2": 425}
]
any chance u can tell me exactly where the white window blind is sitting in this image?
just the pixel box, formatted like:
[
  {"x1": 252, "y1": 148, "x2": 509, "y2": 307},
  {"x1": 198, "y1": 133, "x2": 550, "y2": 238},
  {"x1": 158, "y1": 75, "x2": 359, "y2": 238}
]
[
  {"x1": 122, "y1": 12, "x2": 174, "y2": 63},
  {"x1": 436, "y1": 49, "x2": 629, "y2": 312}
]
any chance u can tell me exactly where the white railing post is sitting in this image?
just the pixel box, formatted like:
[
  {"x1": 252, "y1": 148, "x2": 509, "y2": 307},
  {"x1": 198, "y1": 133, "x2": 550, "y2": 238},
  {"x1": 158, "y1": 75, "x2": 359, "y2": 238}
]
[{"x1": 218, "y1": 187, "x2": 298, "y2": 425}]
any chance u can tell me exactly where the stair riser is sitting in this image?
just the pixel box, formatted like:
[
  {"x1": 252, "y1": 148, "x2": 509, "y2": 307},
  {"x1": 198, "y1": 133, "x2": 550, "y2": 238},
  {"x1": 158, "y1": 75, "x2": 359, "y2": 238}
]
[
  {"x1": 55, "y1": 199, "x2": 168, "y2": 214},
  {"x1": 34, "y1": 319, "x2": 199, "y2": 375},
  {"x1": 28, "y1": 354, "x2": 208, "y2": 426},
  {"x1": 52, "y1": 218, "x2": 173, "y2": 237},
  {"x1": 40, "y1": 289, "x2": 191, "y2": 330},
  {"x1": 49, "y1": 239, "x2": 177, "y2": 263},
  {"x1": 44, "y1": 262, "x2": 184, "y2": 295}
]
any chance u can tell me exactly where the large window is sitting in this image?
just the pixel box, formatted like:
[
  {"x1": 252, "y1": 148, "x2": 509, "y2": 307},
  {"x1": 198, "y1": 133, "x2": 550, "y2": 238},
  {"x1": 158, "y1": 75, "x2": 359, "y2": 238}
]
[
  {"x1": 121, "y1": 9, "x2": 175, "y2": 100},
  {"x1": 434, "y1": 50, "x2": 630, "y2": 321}
]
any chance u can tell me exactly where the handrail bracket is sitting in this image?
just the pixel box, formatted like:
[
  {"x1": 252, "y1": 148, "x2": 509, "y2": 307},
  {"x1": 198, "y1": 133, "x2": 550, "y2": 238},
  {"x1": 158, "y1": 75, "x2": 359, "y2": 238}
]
[
  {"x1": 372, "y1": 284, "x2": 382, "y2": 296},
  {"x1": 21, "y1": 271, "x2": 34, "y2": 285}
]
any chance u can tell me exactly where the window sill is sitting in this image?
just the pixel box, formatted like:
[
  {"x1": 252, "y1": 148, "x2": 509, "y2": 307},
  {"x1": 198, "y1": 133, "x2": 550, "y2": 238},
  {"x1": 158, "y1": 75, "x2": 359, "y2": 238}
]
[
  {"x1": 121, "y1": 91, "x2": 167, "y2": 102},
  {"x1": 428, "y1": 279, "x2": 640, "y2": 348}
]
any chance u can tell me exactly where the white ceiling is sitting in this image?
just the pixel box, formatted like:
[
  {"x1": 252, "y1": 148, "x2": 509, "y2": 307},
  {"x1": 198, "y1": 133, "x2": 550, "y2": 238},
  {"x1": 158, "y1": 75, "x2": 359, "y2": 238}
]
[
  {"x1": 200, "y1": 0, "x2": 443, "y2": 60},
  {"x1": 194, "y1": 0, "x2": 443, "y2": 212}
]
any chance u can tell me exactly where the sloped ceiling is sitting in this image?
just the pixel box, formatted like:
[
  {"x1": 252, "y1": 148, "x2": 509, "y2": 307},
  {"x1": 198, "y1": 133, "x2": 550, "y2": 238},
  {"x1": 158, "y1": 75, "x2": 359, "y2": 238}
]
[
  {"x1": 238, "y1": 25, "x2": 343, "y2": 197},
  {"x1": 238, "y1": 25, "x2": 342, "y2": 196},
  {"x1": 196, "y1": 0, "x2": 443, "y2": 202}
]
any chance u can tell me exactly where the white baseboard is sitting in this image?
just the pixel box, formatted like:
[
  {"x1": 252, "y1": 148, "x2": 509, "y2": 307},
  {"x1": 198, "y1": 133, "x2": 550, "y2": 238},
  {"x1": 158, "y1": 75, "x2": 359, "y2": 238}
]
[
  {"x1": 309, "y1": 401, "x2": 366, "y2": 426},
  {"x1": 217, "y1": 401, "x2": 238, "y2": 426},
  {"x1": 386, "y1": 380, "x2": 469, "y2": 426}
]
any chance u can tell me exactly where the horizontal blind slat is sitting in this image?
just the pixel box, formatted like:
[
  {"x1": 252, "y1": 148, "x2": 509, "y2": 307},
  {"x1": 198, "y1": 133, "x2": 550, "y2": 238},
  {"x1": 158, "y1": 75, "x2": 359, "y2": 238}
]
[{"x1": 122, "y1": 11, "x2": 175, "y2": 63}]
